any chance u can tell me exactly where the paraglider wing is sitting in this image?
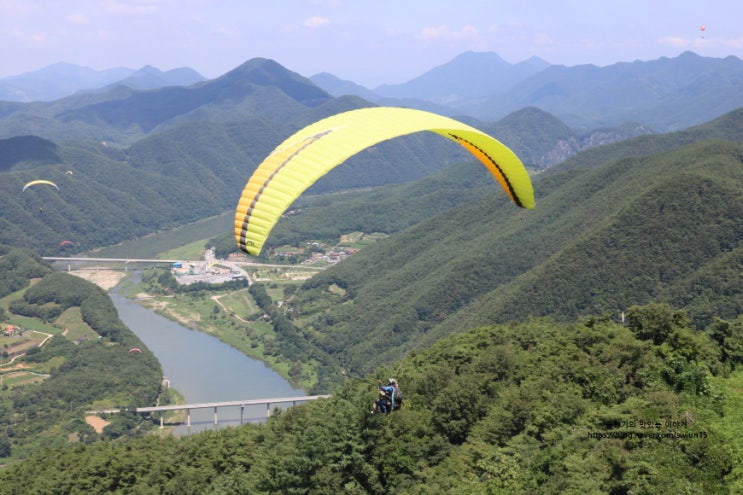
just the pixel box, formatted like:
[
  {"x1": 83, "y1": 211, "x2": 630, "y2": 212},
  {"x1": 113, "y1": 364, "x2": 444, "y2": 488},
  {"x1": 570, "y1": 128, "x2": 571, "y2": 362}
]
[
  {"x1": 128, "y1": 348, "x2": 143, "y2": 354},
  {"x1": 60, "y1": 240, "x2": 74, "y2": 247},
  {"x1": 23, "y1": 180, "x2": 59, "y2": 192},
  {"x1": 235, "y1": 107, "x2": 535, "y2": 256}
]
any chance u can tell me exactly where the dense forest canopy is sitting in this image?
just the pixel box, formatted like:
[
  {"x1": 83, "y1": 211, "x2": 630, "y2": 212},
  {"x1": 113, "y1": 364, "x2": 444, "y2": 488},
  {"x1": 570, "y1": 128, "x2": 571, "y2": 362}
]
[{"x1": 2, "y1": 307, "x2": 743, "y2": 493}]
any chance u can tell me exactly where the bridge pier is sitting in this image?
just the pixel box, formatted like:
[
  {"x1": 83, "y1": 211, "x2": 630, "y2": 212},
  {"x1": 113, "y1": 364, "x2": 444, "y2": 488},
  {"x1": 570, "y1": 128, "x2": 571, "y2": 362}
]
[{"x1": 86, "y1": 395, "x2": 331, "y2": 431}]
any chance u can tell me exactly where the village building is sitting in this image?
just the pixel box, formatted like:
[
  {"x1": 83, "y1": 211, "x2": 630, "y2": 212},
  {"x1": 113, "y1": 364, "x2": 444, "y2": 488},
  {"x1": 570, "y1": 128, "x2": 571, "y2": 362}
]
[{"x1": 3, "y1": 325, "x2": 19, "y2": 337}]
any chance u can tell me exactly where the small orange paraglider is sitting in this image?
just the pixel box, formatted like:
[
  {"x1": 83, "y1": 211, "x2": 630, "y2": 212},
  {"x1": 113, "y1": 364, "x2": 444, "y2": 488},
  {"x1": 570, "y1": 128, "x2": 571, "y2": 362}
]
[{"x1": 700, "y1": 25, "x2": 706, "y2": 39}]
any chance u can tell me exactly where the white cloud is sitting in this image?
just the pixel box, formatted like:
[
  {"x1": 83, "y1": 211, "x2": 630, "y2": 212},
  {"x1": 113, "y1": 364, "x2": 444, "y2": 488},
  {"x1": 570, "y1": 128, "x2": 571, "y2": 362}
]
[
  {"x1": 721, "y1": 36, "x2": 743, "y2": 48},
  {"x1": 418, "y1": 24, "x2": 478, "y2": 41},
  {"x1": 304, "y1": 16, "x2": 330, "y2": 28},
  {"x1": 8, "y1": 28, "x2": 46, "y2": 43},
  {"x1": 214, "y1": 25, "x2": 237, "y2": 36},
  {"x1": 67, "y1": 13, "x2": 89, "y2": 24},
  {"x1": 659, "y1": 36, "x2": 686, "y2": 48},
  {"x1": 95, "y1": 29, "x2": 112, "y2": 41},
  {"x1": 0, "y1": 1, "x2": 42, "y2": 15},
  {"x1": 102, "y1": 0, "x2": 160, "y2": 16}
]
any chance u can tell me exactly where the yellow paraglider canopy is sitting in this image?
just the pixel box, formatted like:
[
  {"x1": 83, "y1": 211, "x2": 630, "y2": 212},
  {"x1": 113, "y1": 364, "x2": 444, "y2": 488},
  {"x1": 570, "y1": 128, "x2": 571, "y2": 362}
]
[
  {"x1": 23, "y1": 179, "x2": 59, "y2": 192},
  {"x1": 235, "y1": 107, "x2": 535, "y2": 256}
]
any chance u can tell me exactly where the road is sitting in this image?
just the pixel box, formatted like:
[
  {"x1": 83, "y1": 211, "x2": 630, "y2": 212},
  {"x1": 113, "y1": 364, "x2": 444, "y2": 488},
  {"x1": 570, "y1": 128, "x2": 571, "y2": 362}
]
[
  {"x1": 46, "y1": 251, "x2": 326, "y2": 288},
  {"x1": 172, "y1": 248, "x2": 253, "y2": 286}
]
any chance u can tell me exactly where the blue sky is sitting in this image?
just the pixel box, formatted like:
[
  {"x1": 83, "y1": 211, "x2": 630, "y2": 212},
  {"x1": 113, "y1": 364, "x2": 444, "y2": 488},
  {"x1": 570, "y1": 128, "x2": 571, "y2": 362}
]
[{"x1": 2, "y1": 0, "x2": 741, "y2": 87}]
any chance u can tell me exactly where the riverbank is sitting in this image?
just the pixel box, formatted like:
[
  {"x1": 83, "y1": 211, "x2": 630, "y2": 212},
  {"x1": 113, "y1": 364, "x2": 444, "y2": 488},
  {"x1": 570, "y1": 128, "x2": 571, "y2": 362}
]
[
  {"x1": 68, "y1": 269, "x2": 127, "y2": 291},
  {"x1": 107, "y1": 284, "x2": 304, "y2": 433},
  {"x1": 68, "y1": 269, "x2": 193, "y2": 434},
  {"x1": 134, "y1": 291, "x2": 312, "y2": 390},
  {"x1": 69, "y1": 268, "x2": 312, "y2": 391}
]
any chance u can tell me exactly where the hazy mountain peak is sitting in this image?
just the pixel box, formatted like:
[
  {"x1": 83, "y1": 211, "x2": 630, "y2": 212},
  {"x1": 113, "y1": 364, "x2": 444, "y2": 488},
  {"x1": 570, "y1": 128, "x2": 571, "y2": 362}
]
[
  {"x1": 373, "y1": 50, "x2": 550, "y2": 103},
  {"x1": 0, "y1": 62, "x2": 205, "y2": 102},
  {"x1": 0, "y1": 62, "x2": 135, "y2": 102},
  {"x1": 134, "y1": 65, "x2": 161, "y2": 75},
  {"x1": 108, "y1": 65, "x2": 205, "y2": 90},
  {"x1": 309, "y1": 72, "x2": 378, "y2": 100},
  {"x1": 213, "y1": 57, "x2": 330, "y2": 106}
]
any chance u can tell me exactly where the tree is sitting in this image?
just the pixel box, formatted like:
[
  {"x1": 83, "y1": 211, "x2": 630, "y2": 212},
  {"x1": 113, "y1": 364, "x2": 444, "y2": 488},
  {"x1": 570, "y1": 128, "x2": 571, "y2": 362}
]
[
  {"x1": 0, "y1": 432, "x2": 11, "y2": 458},
  {"x1": 708, "y1": 316, "x2": 743, "y2": 367},
  {"x1": 626, "y1": 303, "x2": 690, "y2": 345}
]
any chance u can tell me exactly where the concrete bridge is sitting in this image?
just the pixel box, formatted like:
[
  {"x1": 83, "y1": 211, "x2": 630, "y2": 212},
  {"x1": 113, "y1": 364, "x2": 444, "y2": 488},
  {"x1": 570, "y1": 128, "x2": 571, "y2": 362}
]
[
  {"x1": 44, "y1": 257, "x2": 181, "y2": 265},
  {"x1": 88, "y1": 395, "x2": 331, "y2": 428}
]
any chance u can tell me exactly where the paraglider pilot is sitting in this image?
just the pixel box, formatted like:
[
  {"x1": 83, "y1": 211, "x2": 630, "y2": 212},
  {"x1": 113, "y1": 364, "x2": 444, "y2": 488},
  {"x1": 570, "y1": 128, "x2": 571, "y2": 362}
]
[{"x1": 373, "y1": 378, "x2": 402, "y2": 414}]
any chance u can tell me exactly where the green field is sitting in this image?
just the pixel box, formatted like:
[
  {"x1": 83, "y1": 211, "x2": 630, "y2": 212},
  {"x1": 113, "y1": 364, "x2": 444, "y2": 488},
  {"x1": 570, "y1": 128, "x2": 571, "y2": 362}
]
[
  {"x1": 55, "y1": 307, "x2": 97, "y2": 342},
  {"x1": 0, "y1": 371, "x2": 49, "y2": 388},
  {"x1": 88, "y1": 212, "x2": 232, "y2": 259}
]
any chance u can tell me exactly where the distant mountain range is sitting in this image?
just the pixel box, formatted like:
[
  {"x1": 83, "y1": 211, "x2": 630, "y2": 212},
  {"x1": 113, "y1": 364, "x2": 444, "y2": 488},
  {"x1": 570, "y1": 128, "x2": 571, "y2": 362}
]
[
  {"x1": 0, "y1": 62, "x2": 204, "y2": 102},
  {"x1": 372, "y1": 51, "x2": 551, "y2": 102},
  {"x1": 2, "y1": 51, "x2": 742, "y2": 135},
  {"x1": 310, "y1": 50, "x2": 743, "y2": 132}
]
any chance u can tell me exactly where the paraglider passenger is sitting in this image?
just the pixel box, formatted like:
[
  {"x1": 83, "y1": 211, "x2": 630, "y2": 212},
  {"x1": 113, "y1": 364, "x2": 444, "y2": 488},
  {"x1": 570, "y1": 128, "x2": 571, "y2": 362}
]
[
  {"x1": 375, "y1": 389, "x2": 390, "y2": 414},
  {"x1": 372, "y1": 378, "x2": 402, "y2": 414}
]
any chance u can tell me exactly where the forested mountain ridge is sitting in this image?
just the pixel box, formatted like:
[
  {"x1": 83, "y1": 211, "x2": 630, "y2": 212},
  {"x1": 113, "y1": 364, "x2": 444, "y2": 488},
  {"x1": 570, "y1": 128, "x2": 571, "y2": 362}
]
[
  {"x1": 56, "y1": 58, "x2": 331, "y2": 134},
  {"x1": 2, "y1": 87, "x2": 651, "y2": 256},
  {"x1": 371, "y1": 51, "x2": 551, "y2": 102},
  {"x1": 276, "y1": 111, "x2": 743, "y2": 377},
  {"x1": 4, "y1": 52, "x2": 737, "y2": 164},
  {"x1": 552, "y1": 107, "x2": 743, "y2": 173},
  {"x1": 2, "y1": 309, "x2": 742, "y2": 493},
  {"x1": 483, "y1": 106, "x2": 653, "y2": 170},
  {"x1": 0, "y1": 99, "x2": 478, "y2": 255}
]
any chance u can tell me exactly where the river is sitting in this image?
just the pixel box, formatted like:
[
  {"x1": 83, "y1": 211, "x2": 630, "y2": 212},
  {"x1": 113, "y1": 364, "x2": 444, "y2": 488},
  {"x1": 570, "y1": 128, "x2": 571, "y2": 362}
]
[{"x1": 109, "y1": 277, "x2": 304, "y2": 434}]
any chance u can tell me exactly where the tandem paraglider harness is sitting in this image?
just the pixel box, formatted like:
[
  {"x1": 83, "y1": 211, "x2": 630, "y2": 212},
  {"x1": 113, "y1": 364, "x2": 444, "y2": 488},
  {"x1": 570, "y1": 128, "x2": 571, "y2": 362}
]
[{"x1": 372, "y1": 378, "x2": 403, "y2": 414}]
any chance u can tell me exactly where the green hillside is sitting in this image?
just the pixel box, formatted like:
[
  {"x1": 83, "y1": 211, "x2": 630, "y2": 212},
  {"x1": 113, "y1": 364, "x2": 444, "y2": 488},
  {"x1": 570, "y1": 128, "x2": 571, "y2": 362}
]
[
  {"x1": 244, "y1": 159, "x2": 504, "y2": 252},
  {"x1": 275, "y1": 118, "x2": 743, "y2": 377},
  {"x1": 0, "y1": 107, "x2": 475, "y2": 255},
  {"x1": 553, "y1": 107, "x2": 743, "y2": 172},
  {"x1": 0, "y1": 246, "x2": 162, "y2": 462},
  {"x1": 2, "y1": 308, "x2": 742, "y2": 493}
]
